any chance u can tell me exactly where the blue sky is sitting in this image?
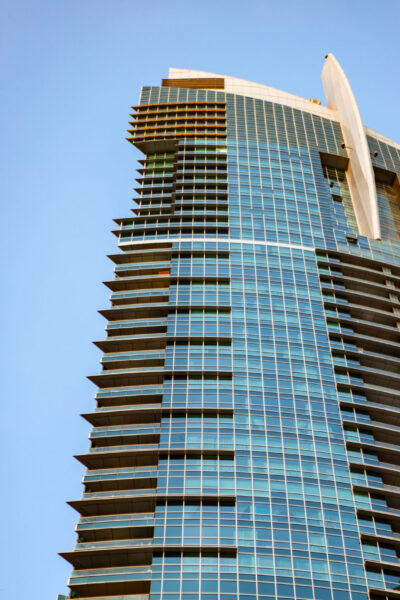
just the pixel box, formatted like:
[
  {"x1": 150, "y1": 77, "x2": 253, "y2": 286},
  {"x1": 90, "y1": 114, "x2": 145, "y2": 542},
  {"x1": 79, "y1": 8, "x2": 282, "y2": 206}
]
[{"x1": 1, "y1": 0, "x2": 399, "y2": 598}]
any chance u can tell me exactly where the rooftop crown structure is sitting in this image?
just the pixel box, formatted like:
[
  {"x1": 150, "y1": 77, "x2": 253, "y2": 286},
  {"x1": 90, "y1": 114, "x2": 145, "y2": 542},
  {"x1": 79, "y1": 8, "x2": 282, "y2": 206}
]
[{"x1": 58, "y1": 55, "x2": 400, "y2": 600}]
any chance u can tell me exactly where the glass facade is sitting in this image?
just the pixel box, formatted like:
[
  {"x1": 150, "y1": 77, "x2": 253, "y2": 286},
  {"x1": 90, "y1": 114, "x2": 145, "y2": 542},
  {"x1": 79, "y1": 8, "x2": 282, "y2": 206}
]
[{"x1": 59, "y1": 69, "x2": 400, "y2": 600}]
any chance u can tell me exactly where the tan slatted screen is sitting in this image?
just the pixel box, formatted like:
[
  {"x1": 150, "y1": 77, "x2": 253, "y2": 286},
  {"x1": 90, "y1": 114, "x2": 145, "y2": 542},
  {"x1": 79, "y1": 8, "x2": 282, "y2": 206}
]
[
  {"x1": 127, "y1": 101, "x2": 227, "y2": 151},
  {"x1": 161, "y1": 78, "x2": 225, "y2": 90}
]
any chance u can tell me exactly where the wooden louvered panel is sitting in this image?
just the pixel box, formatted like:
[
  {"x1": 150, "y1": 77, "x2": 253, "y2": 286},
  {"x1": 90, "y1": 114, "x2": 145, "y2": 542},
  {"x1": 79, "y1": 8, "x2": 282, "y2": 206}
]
[
  {"x1": 161, "y1": 78, "x2": 225, "y2": 90},
  {"x1": 128, "y1": 101, "x2": 227, "y2": 152}
]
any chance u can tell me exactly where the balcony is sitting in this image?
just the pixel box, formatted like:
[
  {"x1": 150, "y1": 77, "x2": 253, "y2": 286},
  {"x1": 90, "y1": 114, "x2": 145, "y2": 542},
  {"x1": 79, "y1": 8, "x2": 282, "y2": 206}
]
[
  {"x1": 94, "y1": 334, "x2": 167, "y2": 354},
  {"x1": 340, "y1": 380, "x2": 400, "y2": 410},
  {"x1": 75, "y1": 443, "x2": 160, "y2": 469},
  {"x1": 105, "y1": 319, "x2": 167, "y2": 337},
  {"x1": 100, "y1": 303, "x2": 169, "y2": 323},
  {"x1": 109, "y1": 288, "x2": 170, "y2": 306},
  {"x1": 100, "y1": 355, "x2": 164, "y2": 372},
  {"x1": 322, "y1": 271, "x2": 400, "y2": 300},
  {"x1": 134, "y1": 203, "x2": 172, "y2": 214},
  {"x1": 89, "y1": 442, "x2": 159, "y2": 454},
  {"x1": 82, "y1": 403, "x2": 233, "y2": 427},
  {"x1": 346, "y1": 440, "x2": 400, "y2": 472},
  {"x1": 175, "y1": 178, "x2": 228, "y2": 187},
  {"x1": 101, "y1": 349, "x2": 165, "y2": 364},
  {"x1": 345, "y1": 301, "x2": 399, "y2": 328},
  {"x1": 108, "y1": 248, "x2": 173, "y2": 266},
  {"x1": 76, "y1": 513, "x2": 154, "y2": 535},
  {"x1": 114, "y1": 261, "x2": 171, "y2": 274},
  {"x1": 83, "y1": 466, "x2": 158, "y2": 485},
  {"x1": 338, "y1": 346, "x2": 400, "y2": 373},
  {"x1": 88, "y1": 367, "x2": 165, "y2": 389},
  {"x1": 346, "y1": 431, "x2": 400, "y2": 453},
  {"x1": 365, "y1": 557, "x2": 400, "y2": 574},
  {"x1": 174, "y1": 209, "x2": 229, "y2": 218},
  {"x1": 319, "y1": 254, "x2": 400, "y2": 287},
  {"x1": 343, "y1": 416, "x2": 400, "y2": 444},
  {"x1": 76, "y1": 538, "x2": 154, "y2": 550},
  {"x1": 118, "y1": 222, "x2": 229, "y2": 241},
  {"x1": 61, "y1": 541, "x2": 236, "y2": 569},
  {"x1": 104, "y1": 274, "x2": 171, "y2": 293},
  {"x1": 81, "y1": 489, "x2": 158, "y2": 503},
  {"x1": 139, "y1": 183, "x2": 174, "y2": 194},
  {"x1": 330, "y1": 314, "x2": 400, "y2": 342},
  {"x1": 134, "y1": 192, "x2": 169, "y2": 200},
  {"x1": 90, "y1": 424, "x2": 160, "y2": 438},
  {"x1": 353, "y1": 483, "x2": 400, "y2": 509},
  {"x1": 94, "y1": 384, "x2": 164, "y2": 408},
  {"x1": 68, "y1": 565, "x2": 152, "y2": 598},
  {"x1": 337, "y1": 363, "x2": 400, "y2": 391},
  {"x1": 91, "y1": 366, "x2": 232, "y2": 390},
  {"x1": 175, "y1": 167, "x2": 227, "y2": 175},
  {"x1": 69, "y1": 490, "x2": 235, "y2": 518},
  {"x1": 89, "y1": 424, "x2": 161, "y2": 447},
  {"x1": 324, "y1": 287, "x2": 399, "y2": 315},
  {"x1": 349, "y1": 455, "x2": 400, "y2": 478},
  {"x1": 119, "y1": 231, "x2": 230, "y2": 244},
  {"x1": 68, "y1": 565, "x2": 151, "y2": 584},
  {"x1": 358, "y1": 503, "x2": 400, "y2": 526},
  {"x1": 175, "y1": 197, "x2": 228, "y2": 207},
  {"x1": 82, "y1": 404, "x2": 163, "y2": 427},
  {"x1": 118, "y1": 217, "x2": 229, "y2": 230},
  {"x1": 331, "y1": 331, "x2": 400, "y2": 358},
  {"x1": 361, "y1": 528, "x2": 400, "y2": 545},
  {"x1": 68, "y1": 493, "x2": 158, "y2": 517}
]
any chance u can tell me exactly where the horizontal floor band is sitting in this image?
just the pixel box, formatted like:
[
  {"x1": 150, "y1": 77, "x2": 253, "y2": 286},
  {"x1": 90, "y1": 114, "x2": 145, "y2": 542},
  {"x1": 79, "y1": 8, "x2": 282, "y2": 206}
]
[{"x1": 119, "y1": 237, "x2": 315, "y2": 253}]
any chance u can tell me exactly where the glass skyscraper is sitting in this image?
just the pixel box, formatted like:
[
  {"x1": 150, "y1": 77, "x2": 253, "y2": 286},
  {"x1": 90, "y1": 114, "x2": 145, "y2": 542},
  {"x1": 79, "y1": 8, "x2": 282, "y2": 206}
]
[{"x1": 59, "y1": 55, "x2": 400, "y2": 600}]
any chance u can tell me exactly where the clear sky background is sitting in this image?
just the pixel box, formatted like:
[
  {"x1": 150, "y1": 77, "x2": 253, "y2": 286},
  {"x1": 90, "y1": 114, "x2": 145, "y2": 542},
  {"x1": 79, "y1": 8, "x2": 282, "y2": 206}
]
[{"x1": 1, "y1": 0, "x2": 399, "y2": 598}]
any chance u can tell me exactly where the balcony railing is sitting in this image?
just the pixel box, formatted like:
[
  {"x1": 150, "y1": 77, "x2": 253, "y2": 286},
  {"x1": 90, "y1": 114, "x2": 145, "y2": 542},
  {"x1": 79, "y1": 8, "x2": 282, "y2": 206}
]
[
  {"x1": 77, "y1": 514, "x2": 154, "y2": 530},
  {"x1": 82, "y1": 489, "x2": 157, "y2": 500}
]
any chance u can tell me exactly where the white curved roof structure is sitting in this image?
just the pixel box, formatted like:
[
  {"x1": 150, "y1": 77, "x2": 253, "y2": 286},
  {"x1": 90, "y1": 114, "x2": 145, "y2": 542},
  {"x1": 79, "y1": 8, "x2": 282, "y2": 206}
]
[{"x1": 168, "y1": 67, "x2": 334, "y2": 119}]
